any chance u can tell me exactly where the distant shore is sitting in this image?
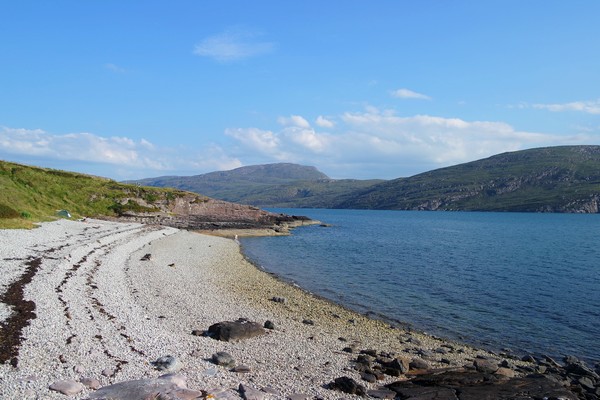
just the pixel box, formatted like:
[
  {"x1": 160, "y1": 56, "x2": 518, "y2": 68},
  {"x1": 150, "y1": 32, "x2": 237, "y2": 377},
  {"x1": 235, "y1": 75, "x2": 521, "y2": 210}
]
[{"x1": 0, "y1": 219, "x2": 586, "y2": 399}]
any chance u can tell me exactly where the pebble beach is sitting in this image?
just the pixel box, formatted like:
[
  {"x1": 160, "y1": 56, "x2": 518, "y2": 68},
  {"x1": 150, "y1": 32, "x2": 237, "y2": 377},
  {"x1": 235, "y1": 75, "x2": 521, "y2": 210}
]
[{"x1": 0, "y1": 219, "x2": 579, "y2": 399}]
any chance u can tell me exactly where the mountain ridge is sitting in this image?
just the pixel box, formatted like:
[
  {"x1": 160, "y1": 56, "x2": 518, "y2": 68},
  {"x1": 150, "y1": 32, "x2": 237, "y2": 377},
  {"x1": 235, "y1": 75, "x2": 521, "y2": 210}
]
[{"x1": 131, "y1": 145, "x2": 600, "y2": 213}]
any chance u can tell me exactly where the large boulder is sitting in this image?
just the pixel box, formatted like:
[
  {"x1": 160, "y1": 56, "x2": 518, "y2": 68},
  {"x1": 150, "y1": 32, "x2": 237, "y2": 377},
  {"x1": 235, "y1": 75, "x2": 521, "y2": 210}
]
[{"x1": 205, "y1": 318, "x2": 265, "y2": 342}]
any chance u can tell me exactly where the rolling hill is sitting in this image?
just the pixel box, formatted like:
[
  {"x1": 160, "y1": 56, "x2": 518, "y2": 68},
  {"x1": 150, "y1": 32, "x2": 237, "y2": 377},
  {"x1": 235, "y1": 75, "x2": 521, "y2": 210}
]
[
  {"x1": 131, "y1": 146, "x2": 600, "y2": 213},
  {"x1": 336, "y1": 145, "x2": 600, "y2": 213}
]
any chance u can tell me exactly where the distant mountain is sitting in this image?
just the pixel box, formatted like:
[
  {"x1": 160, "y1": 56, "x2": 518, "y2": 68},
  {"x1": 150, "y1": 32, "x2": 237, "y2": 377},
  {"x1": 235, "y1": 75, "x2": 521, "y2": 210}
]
[
  {"x1": 336, "y1": 145, "x2": 600, "y2": 213},
  {"x1": 131, "y1": 146, "x2": 600, "y2": 213},
  {"x1": 130, "y1": 163, "x2": 384, "y2": 207}
]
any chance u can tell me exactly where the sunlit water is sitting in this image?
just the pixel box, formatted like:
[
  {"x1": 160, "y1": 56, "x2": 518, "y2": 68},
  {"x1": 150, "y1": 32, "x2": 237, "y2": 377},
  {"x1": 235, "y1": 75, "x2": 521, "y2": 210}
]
[{"x1": 240, "y1": 209, "x2": 600, "y2": 364}]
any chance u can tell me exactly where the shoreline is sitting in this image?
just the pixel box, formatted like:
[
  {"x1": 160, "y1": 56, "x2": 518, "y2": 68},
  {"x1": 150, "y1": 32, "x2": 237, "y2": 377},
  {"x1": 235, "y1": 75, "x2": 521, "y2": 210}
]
[{"x1": 0, "y1": 219, "x2": 588, "y2": 399}]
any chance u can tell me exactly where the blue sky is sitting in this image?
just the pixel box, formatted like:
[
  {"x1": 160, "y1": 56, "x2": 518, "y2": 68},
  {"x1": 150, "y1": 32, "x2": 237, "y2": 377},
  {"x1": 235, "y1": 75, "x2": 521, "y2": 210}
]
[{"x1": 1, "y1": 1, "x2": 599, "y2": 180}]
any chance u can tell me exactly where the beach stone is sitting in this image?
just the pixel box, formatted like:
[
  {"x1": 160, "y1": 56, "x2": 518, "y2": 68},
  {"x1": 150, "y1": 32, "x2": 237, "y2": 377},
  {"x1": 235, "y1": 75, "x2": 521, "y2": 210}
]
[
  {"x1": 206, "y1": 318, "x2": 265, "y2": 341},
  {"x1": 566, "y1": 360, "x2": 600, "y2": 379},
  {"x1": 102, "y1": 367, "x2": 115, "y2": 377},
  {"x1": 302, "y1": 319, "x2": 315, "y2": 325},
  {"x1": 212, "y1": 351, "x2": 236, "y2": 368},
  {"x1": 88, "y1": 375, "x2": 202, "y2": 400},
  {"x1": 264, "y1": 320, "x2": 275, "y2": 329},
  {"x1": 287, "y1": 393, "x2": 310, "y2": 400},
  {"x1": 409, "y1": 357, "x2": 430, "y2": 370},
  {"x1": 382, "y1": 356, "x2": 410, "y2": 374},
  {"x1": 232, "y1": 364, "x2": 251, "y2": 373},
  {"x1": 239, "y1": 383, "x2": 266, "y2": 400},
  {"x1": 361, "y1": 371, "x2": 377, "y2": 383},
  {"x1": 271, "y1": 296, "x2": 287, "y2": 304},
  {"x1": 49, "y1": 380, "x2": 85, "y2": 395},
  {"x1": 521, "y1": 354, "x2": 536, "y2": 363},
  {"x1": 495, "y1": 367, "x2": 516, "y2": 378},
  {"x1": 328, "y1": 376, "x2": 366, "y2": 396},
  {"x1": 474, "y1": 358, "x2": 499, "y2": 373},
  {"x1": 80, "y1": 377, "x2": 101, "y2": 389},
  {"x1": 151, "y1": 355, "x2": 181, "y2": 372}
]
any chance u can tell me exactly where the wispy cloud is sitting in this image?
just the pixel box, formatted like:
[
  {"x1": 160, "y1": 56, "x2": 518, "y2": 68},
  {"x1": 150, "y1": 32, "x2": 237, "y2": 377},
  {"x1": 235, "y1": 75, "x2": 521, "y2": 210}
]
[
  {"x1": 104, "y1": 63, "x2": 127, "y2": 73},
  {"x1": 193, "y1": 28, "x2": 274, "y2": 62},
  {"x1": 0, "y1": 126, "x2": 241, "y2": 179},
  {"x1": 531, "y1": 99, "x2": 600, "y2": 115},
  {"x1": 391, "y1": 88, "x2": 431, "y2": 100}
]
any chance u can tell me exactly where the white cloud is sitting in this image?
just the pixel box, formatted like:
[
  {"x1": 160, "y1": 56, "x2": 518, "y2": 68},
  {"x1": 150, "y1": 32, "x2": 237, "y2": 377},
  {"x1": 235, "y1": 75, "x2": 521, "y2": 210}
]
[
  {"x1": 277, "y1": 115, "x2": 311, "y2": 128},
  {"x1": 225, "y1": 107, "x2": 591, "y2": 179},
  {"x1": 391, "y1": 88, "x2": 431, "y2": 100},
  {"x1": 315, "y1": 115, "x2": 335, "y2": 128},
  {"x1": 531, "y1": 99, "x2": 600, "y2": 115},
  {"x1": 0, "y1": 126, "x2": 241, "y2": 179},
  {"x1": 193, "y1": 29, "x2": 274, "y2": 62}
]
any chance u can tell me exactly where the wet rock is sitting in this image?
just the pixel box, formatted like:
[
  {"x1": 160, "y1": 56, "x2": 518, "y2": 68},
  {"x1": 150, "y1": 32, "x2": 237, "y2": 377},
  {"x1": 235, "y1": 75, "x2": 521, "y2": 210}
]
[
  {"x1": 565, "y1": 360, "x2": 600, "y2": 379},
  {"x1": 328, "y1": 376, "x2": 366, "y2": 396},
  {"x1": 521, "y1": 354, "x2": 536, "y2": 363},
  {"x1": 212, "y1": 351, "x2": 236, "y2": 368},
  {"x1": 206, "y1": 318, "x2": 265, "y2": 341},
  {"x1": 49, "y1": 380, "x2": 85, "y2": 395}
]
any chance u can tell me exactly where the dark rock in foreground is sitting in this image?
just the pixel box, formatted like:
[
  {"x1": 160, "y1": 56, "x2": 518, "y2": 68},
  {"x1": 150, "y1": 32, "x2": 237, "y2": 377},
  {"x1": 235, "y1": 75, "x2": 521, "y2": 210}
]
[
  {"x1": 386, "y1": 370, "x2": 579, "y2": 400},
  {"x1": 205, "y1": 318, "x2": 265, "y2": 342}
]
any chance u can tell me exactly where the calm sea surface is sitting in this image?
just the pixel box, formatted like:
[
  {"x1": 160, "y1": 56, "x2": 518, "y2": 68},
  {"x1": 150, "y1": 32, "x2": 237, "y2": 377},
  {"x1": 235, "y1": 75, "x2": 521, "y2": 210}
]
[{"x1": 240, "y1": 209, "x2": 600, "y2": 364}]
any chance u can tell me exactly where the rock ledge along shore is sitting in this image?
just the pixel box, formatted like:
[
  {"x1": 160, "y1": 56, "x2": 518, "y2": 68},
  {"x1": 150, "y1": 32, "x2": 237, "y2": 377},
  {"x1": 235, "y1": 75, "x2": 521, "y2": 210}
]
[{"x1": 0, "y1": 219, "x2": 595, "y2": 399}]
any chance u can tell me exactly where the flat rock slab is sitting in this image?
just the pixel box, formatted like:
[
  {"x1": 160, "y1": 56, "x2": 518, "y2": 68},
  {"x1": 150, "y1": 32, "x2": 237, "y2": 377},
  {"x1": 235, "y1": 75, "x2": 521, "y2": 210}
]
[
  {"x1": 206, "y1": 318, "x2": 265, "y2": 342},
  {"x1": 386, "y1": 371, "x2": 578, "y2": 400},
  {"x1": 87, "y1": 374, "x2": 201, "y2": 400}
]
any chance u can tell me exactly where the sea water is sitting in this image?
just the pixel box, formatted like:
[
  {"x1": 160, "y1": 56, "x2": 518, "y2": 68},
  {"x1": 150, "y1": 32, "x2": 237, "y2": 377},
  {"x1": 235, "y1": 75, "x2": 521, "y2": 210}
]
[{"x1": 240, "y1": 209, "x2": 600, "y2": 365}]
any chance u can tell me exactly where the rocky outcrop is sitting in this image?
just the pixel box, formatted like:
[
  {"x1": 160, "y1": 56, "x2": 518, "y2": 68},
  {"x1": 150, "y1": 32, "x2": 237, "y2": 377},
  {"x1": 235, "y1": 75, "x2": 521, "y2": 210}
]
[{"x1": 107, "y1": 193, "x2": 314, "y2": 231}]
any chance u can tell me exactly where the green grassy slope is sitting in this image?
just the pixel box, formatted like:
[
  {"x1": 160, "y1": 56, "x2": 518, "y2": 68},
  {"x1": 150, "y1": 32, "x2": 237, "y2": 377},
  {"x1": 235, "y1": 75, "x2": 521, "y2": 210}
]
[
  {"x1": 336, "y1": 146, "x2": 600, "y2": 212},
  {"x1": 0, "y1": 161, "x2": 191, "y2": 229}
]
